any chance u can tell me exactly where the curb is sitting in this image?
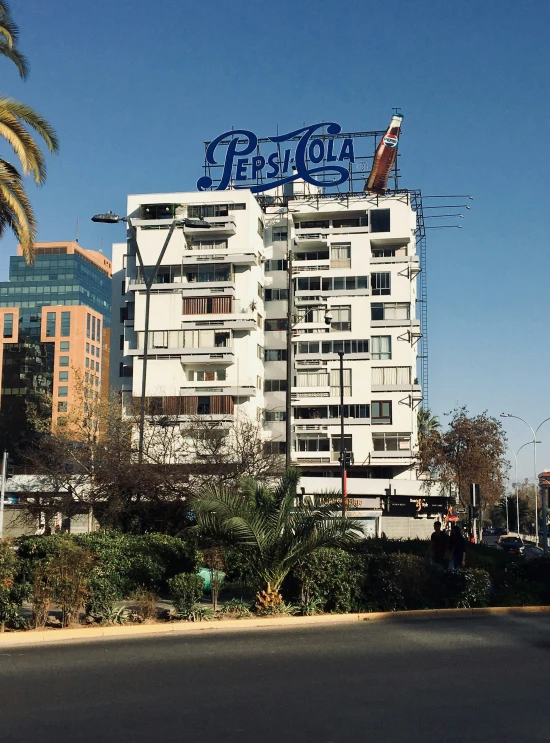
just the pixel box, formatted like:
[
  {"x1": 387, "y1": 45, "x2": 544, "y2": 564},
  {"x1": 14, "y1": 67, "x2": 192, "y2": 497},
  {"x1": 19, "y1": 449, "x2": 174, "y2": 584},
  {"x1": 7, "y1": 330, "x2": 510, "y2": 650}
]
[{"x1": 0, "y1": 605, "x2": 549, "y2": 647}]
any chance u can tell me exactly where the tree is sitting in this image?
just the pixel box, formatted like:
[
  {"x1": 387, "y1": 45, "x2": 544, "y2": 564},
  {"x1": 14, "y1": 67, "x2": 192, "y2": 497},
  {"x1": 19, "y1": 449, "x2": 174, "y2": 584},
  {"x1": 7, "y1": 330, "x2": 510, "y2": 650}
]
[
  {"x1": 495, "y1": 496, "x2": 530, "y2": 533},
  {"x1": 420, "y1": 407, "x2": 508, "y2": 510},
  {"x1": 417, "y1": 407, "x2": 441, "y2": 475},
  {"x1": 0, "y1": 3, "x2": 58, "y2": 262},
  {"x1": 190, "y1": 469, "x2": 363, "y2": 607}
]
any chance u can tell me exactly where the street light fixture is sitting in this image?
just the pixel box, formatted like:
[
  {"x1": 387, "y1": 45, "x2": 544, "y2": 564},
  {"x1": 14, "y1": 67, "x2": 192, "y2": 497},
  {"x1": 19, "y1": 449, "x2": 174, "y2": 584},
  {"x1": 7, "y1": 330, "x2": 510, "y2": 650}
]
[
  {"x1": 501, "y1": 413, "x2": 550, "y2": 547},
  {"x1": 509, "y1": 441, "x2": 539, "y2": 537},
  {"x1": 92, "y1": 210, "x2": 211, "y2": 463}
]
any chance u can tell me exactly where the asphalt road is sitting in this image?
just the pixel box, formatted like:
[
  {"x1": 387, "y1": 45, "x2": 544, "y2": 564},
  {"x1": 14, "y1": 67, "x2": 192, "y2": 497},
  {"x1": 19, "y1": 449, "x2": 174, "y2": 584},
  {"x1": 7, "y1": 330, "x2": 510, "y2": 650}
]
[{"x1": 1, "y1": 615, "x2": 550, "y2": 742}]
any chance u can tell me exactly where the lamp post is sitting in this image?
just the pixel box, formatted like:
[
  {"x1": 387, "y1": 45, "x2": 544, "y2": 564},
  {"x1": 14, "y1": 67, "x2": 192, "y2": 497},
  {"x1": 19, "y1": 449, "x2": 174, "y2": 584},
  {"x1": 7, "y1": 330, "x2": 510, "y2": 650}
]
[
  {"x1": 92, "y1": 211, "x2": 211, "y2": 462},
  {"x1": 501, "y1": 414, "x2": 550, "y2": 546},
  {"x1": 509, "y1": 441, "x2": 538, "y2": 536}
]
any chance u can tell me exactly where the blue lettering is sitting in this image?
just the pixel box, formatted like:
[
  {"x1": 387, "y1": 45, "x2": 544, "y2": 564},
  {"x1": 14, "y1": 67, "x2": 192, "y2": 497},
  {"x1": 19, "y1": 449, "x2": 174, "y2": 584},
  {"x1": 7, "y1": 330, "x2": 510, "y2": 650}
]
[
  {"x1": 338, "y1": 138, "x2": 355, "y2": 162},
  {"x1": 326, "y1": 139, "x2": 337, "y2": 162},
  {"x1": 235, "y1": 158, "x2": 249, "y2": 181},
  {"x1": 197, "y1": 129, "x2": 257, "y2": 191},
  {"x1": 266, "y1": 152, "x2": 279, "y2": 178},
  {"x1": 308, "y1": 138, "x2": 325, "y2": 164},
  {"x1": 282, "y1": 148, "x2": 291, "y2": 173},
  {"x1": 251, "y1": 155, "x2": 265, "y2": 179}
]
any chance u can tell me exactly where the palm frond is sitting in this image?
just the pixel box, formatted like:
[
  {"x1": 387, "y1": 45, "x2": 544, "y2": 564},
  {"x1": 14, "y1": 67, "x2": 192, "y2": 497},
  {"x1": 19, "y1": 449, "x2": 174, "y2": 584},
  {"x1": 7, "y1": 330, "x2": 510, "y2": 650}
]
[
  {"x1": 0, "y1": 158, "x2": 36, "y2": 262},
  {"x1": 0, "y1": 112, "x2": 46, "y2": 183},
  {"x1": 0, "y1": 98, "x2": 59, "y2": 153},
  {"x1": 0, "y1": 39, "x2": 28, "y2": 78}
]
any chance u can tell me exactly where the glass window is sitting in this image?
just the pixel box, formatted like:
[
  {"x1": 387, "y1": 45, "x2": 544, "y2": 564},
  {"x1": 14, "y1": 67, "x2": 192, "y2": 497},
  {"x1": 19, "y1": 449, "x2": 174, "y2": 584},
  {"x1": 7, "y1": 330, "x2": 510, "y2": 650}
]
[
  {"x1": 97, "y1": 318, "x2": 101, "y2": 339},
  {"x1": 96, "y1": 362, "x2": 99, "y2": 372},
  {"x1": 58, "y1": 386, "x2": 68, "y2": 397},
  {"x1": 264, "y1": 349, "x2": 287, "y2": 361},
  {"x1": 330, "y1": 368, "x2": 351, "y2": 396},
  {"x1": 3, "y1": 313, "x2": 13, "y2": 338},
  {"x1": 60, "y1": 341, "x2": 70, "y2": 351},
  {"x1": 371, "y1": 401, "x2": 392, "y2": 425},
  {"x1": 371, "y1": 336, "x2": 391, "y2": 360},
  {"x1": 57, "y1": 402, "x2": 68, "y2": 412},
  {"x1": 372, "y1": 367, "x2": 411, "y2": 385},
  {"x1": 330, "y1": 244, "x2": 351, "y2": 268},
  {"x1": 86, "y1": 342, "x2": 90, "y2": 353},
  {"x1": 86, "y1": 314, "x2": 91, "y2": 338},
  {"x1": 331, "y1": 306, "x2": 351, "y2": 332},
  {"x1": 297, "y1": 436, "x2": 330, "y2": 452},
  {"x1": 59, "y1": 371, "x2": 69, "y2": 381},
  {"x1": 60, "y1": 311, "x2": 71, "y2": 337},
  {"x1": 46, "y1": 312, "x2": 56, "y2": 337},
  {"x1": 265, "y1": 411, "x2": 287, "y2": 422},
  {"x1": 272, "y1": 229, "x2": 288, "y2": 242},
  {"x1": 91, "y1": 316, "x2": 96, "y2": 341},
  {"x1": 59, "y1": 356, "x2": 69, "y2": 367},
  {"x1": 371, "y1": 273, "x2": 391, "y2": 296},
  {"x1": 265, "y1": 289, "x2": 288, "y2": 302},
  {"x1": 370, "y1": 209, "x2": 391, "y2": 233},
  {"x1": 264, "y1": 379, "x2": 287, "y2": 392}
]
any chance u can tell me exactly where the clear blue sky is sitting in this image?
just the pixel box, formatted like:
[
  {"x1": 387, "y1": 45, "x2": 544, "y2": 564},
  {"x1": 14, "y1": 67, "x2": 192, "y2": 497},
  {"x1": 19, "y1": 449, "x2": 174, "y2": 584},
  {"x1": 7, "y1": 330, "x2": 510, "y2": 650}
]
[{"x1": 3, "y1": 0, "x2": 549, "y2": 480}]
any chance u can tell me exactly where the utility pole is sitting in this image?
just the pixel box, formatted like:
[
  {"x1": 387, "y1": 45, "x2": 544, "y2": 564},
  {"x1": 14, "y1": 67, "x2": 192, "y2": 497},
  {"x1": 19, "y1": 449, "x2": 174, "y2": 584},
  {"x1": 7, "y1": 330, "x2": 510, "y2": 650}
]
[
  {"x1": 285, "y1": 212, "x2": 294, "y2": 471},
  {"x1": 338, "y1": 351, "x2": 347, "y2": 516},
  {"x1": 540, "y1": 476, "x2": 549, "y2": 555}
]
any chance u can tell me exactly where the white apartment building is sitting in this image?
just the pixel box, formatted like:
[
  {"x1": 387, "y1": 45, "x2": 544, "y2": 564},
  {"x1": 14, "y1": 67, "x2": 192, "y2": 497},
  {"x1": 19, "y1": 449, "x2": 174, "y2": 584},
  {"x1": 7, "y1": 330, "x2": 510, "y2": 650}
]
[{"x1": 110, "y1": 186, "x2": 445, "y2": 538}]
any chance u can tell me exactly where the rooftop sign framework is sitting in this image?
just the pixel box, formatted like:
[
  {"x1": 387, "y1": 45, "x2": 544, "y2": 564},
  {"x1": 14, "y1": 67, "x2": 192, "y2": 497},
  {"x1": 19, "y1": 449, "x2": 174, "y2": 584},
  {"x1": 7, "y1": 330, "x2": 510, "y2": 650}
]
[{"x1": 198, "y1": 120, "x2": 402, "y2": 195}]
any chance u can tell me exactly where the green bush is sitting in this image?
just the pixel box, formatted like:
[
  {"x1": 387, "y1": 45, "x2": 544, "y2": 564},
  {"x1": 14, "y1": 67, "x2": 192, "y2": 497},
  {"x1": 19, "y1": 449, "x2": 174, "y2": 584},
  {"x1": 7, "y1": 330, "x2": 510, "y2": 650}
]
[
  {"x1": 360, "y1": 553, "x2": 429, "y2": 612},
  {"x1": 291, "y1": 548, "x2": 363, "y2": 614},
  {"x1": 168, "y1": 573, "x2": 204, "y2": 616},
  {"x1": 428, "y1": 568, "x2": 492, "y2": 608},
  {"x1": 0, "y1": 540, "x2": 29, "y2": 629}
]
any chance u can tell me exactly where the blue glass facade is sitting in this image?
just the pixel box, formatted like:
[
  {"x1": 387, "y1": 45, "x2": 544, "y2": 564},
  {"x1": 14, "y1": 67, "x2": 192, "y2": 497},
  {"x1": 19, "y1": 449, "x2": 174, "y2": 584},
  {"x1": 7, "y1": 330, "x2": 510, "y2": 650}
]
[{"x1": 0, "y1": 250, "x2": 111, "y2": 331}]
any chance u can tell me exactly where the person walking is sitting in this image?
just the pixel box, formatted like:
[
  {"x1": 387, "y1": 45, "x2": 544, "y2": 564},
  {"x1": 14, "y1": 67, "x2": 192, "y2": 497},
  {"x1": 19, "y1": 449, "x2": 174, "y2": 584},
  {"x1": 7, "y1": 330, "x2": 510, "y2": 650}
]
[
  {"x1": 429, "y1": 521, "x2": 449, "y2": 567},
  {"x1": 448, "y1": 525, "x2": 466, "y2": 569}
]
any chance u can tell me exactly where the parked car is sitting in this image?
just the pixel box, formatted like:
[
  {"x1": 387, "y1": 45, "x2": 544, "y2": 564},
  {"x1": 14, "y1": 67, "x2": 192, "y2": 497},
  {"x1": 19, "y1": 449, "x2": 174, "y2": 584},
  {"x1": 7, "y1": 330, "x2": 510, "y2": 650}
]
[{"x1": 497, "y1": 535, "x2": 525, "y2": 556}]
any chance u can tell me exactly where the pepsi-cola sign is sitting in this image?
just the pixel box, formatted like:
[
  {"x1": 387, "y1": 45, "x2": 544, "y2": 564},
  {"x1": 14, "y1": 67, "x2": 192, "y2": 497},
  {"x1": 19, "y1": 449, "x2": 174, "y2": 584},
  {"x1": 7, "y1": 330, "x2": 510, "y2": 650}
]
[{"x1": 197, "y1": 122, "x2": 355, "y2": 194}]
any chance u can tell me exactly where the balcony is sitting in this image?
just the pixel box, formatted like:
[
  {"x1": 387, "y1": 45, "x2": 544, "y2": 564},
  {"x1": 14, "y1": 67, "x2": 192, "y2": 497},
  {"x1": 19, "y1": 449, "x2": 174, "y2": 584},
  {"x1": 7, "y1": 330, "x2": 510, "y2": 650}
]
[
  {"x1": 181, "y1": 315, "x2": 257, "y2": 331},
  {"x1": 293, "y1": 451, "x2": 331, "y2": 464},
  {"x1": 292, "y1": 260, "x2": 330, "y2": 275},
  {"x1": 180, "y1": 347, "x2": 235, "y2": 365},
  {"x1": 370, "y1": 449, "x2": 413, "y2": 460},
  {"x1": 180, "y1": 384, "x2": 256, "y2": 398},
  {"x1": 294, "y1": 424, "x2": 329, "y2": 433},
  {"x1": 293, "y1": 233, "x2": 329, "y2": 247},
  {"x1": 185, "y1": 219, "x2": 236, "y2": 236},
  {"x1": 184, "y1": 251, "x2": 259, "y2": 266}
]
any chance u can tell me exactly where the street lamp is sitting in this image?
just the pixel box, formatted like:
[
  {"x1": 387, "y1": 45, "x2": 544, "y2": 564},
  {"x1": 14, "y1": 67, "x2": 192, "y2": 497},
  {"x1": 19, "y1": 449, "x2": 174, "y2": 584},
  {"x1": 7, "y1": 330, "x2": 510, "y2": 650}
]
[
  {"x1": 509, "y1": 441, "x2": 538, "y2": 536},
  {"x1": 500, "y1": 414, "x2": 550, "y2": 546},
  {"x1": 92, "y1": 210, "x2": 211, "y2": 462}
]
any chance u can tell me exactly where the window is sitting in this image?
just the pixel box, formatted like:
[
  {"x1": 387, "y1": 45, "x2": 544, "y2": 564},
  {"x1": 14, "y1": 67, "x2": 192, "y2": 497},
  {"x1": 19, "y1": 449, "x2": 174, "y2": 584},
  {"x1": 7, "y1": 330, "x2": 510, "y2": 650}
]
[
  {"x1": 257, "y1": 376, "x2": 262, "y2": 390},
  {"x1": 372, "y1": 247, "x2": 397, "y2": 258},
  {"x1": 186, "y1": 238, "x2": 228, "y2": 251},
  {"x1": 265, "y1": 289, "x2": 288, "y2": 301},
  {"x1": 372, "y1": 432, "x2": 411, "y2": 451},
  {"x1": 330, "y1": 368, "x2": 351, "y2": 397},
  {"x1": 257, "y1": 314, "x2": 263, "y2": 329},
  {"x1": 329, "y1": 405, "x2": 370, "y2": 419},
  {"x1": 294, "y1": 250, "x2": 329, "y2": 262},
  {"x1": 57, "y1": 402, "x2": 67, "y2": 412},
  {"x1": 333, "y1": 216, "x2": 368, "y2": 228},
  {"x1": 296, "y1": 369, "x2": 329, "y2": 387},
  {"x1": 188, "y1": 204, "x2": 229, "y2": 218},
  {"x1": 297, "y1": 339, "x2": 369, "y2": 355},
  {"x1": 258, "y1": 219, "x2": 264, "y2": 238},
  {"x1": 264, "y1": 379, "x2": 287, "y2": 392},
  {"x1": 188, "y1": 369, "x2": 226, "y2": 382},
  {"x1": 59, "y1": 371, "x2": 68, "y2": 381},
  {"x1": 85, "y1": 372, "x2": 89, "y2": 383},
  {"x1": 331, "y1": 436, "x2": 353, "y2": 458},
  {"x1": 264, "y1": 441, "x2": 287, "y2": 455},
  {"x1": 330, "y1": 243, "x2": 351, "y2": 269},
  {"x1": 258, "y1": 283, "x2": 264, "y2": 300},
  {"x1": 264, "y1": 349, "x2": 287, "y2": 361},
  {"x1": 60, "y1": 341, "x2": 70, "y2": 351},
  {"x1": 371, "y1": 302, "x2": 409, "y2": 320},
  {"x1": 297, "y1": 436, "x2": 330, "y2": 452},
  {"x1": 371, "y1": 273, "x2": 391, "y2": 296},
  {"x1": 265, "y1": 259, "x2": 288, "y2": 272},
  {"x1": 184, "y1": 264, "x2": 231, "y2": 283},
  {"x1": 119, "y1": 363, "x2": 133, "y2": 378},
  {"x1": 257, "y1": 344, "x2": 263, "y2": 359},
  {"x1": 372, "y1": 367, "x2": 411, "y2": 385},
  {"x1": 58, "y1": 386, "x2": 68, "y2": 397},
  {"x1": 182, "y1": 296, "x2": 232, "y2": 314},
  {"x1": 371, "y1": 336, "x2": 392, "y2": 360},
  {"x1": 297, "y1": 276, "x2": 368, "y2": 292},
  {"x1": 59, "y1": 356, "x2": 69, "y2": 367},
  {"x1": 87, "y1": 313, "x2": 91, "y2": 338},
  {"x1": 197, "y1": 396, "x2": 211, "y2": 415},
  {"x1": 272, "y1": 229, "x2": 288, "y2": 242},
  {"x1": 96, "y1": 347, "x2": 100, "y2": 357},
  {"x1": 60, "y1": 311, "x2": 71, "y2": 337},
  {"x1": 86, "y1": 342, "x2": 90, "y2": 353},
  {"x1": 370, "y1": 209, "x2": 390, "y2": 233},
  {"x1": 46, "y1": 312, "x2": 56, "y2": 337},
  {"x1": 265, "y1": 411, "x2": 287, "y2": 421},
  {"x1": 97, "y1": 318, "x2": 101, "y2": 339},
  {"x1": 330, "y1": 306, "x2": 351, "y2": 332},
  {"x1": 96, "y1": 362, "x2": 99, "y2": 372},
  {"x1": 371, "y1": 401, "x2": 392, "y2": 425},
  {"x1": 265, "y1": 318, "x2": 287, "y2": 331},
  {"x1": 85, "y1": 358, "x2": 89, "y2": 368},
  {"x1": 119, "y1": 335, "x2": 124, "y2": 351},
  {"x1": 3, "y1": 312, "x2": 13, "y2": 338},
  {"x1": 297, "y1": 220, "x2": 329, "y2": 229}
]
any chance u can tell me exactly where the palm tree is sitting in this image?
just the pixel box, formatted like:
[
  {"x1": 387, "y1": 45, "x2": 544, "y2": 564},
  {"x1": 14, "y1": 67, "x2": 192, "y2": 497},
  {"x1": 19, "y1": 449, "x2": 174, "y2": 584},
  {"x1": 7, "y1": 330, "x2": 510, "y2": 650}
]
[
  {"x1": 190, "y1": 469, "x2": 363, "y2": 606},
  {"x1": 0, "y1": 2, "x2": 58, "y2": 263},
  {"x1": 417, "y1": 407, "x2": 440, "y2": 445}
]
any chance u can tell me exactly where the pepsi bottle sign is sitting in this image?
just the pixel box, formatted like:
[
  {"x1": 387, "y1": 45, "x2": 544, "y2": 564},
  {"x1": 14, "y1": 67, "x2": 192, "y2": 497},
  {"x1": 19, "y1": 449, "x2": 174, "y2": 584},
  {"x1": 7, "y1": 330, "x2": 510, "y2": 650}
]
[{"x1": 197, "y1": 122, "x2": 355, "y2": 194}]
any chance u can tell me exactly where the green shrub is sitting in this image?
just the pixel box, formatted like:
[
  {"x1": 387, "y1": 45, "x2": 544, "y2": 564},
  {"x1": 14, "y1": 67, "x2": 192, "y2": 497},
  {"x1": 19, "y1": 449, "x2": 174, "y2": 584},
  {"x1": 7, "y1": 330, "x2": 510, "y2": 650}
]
[
  {"x1": 291, "y1": 548, "x2": 363, "y2": 614},
  {"x1": 0, "y1": 540, "x2": 28, "y2": 630},
  {"x1": 221, "y1": 547, "x2": 261, "y2": 596},
  {"x1": 168, "y1": 573, "x2": 204, "y2": 616},
  {"x1": 131, "y1": 586, "x2": 158, "y2": 620},
  {"x1": 428, "y1": 567, "x2": 491, "y2": 608},
  {"x1": 220, "y1": 598, "x2": 252, "y2": 618},
  {"x1": 360, "y1": 553, "x2": 429, "y2": 612}
]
